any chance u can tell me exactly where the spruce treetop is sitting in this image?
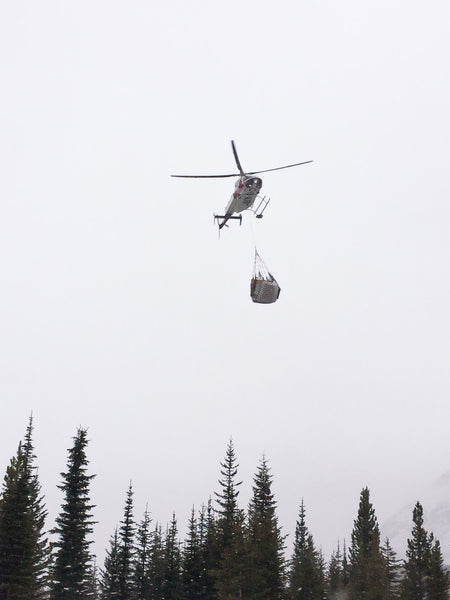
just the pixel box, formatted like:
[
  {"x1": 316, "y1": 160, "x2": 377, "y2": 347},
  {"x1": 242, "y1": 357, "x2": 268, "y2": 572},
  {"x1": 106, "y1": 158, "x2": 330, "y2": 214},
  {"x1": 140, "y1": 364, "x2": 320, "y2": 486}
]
[
  {"x1": 248, "y1": 455, "x2": 277, "y2": 521},
  {"x1": 214, "y1": 439, "x2": 242, "y2": 551},
  {"x1": 215, "y1": 439, "x2": 242, "y2": 514},
  {"x1": 51, "y1": 427, "x2": 96, "y2": 600},
  {"x1": 348, "y1": 487, "x2": 386, "y2": 600},
  {"x1": 117, "y1": 482, "x2": 135, "y2": 600},
  {"x1": 349, "y1": 487, "x2": 380, "y2": 564},
  {"x1": 0, "y1": 416, "x2": 50, "y2": 600}
]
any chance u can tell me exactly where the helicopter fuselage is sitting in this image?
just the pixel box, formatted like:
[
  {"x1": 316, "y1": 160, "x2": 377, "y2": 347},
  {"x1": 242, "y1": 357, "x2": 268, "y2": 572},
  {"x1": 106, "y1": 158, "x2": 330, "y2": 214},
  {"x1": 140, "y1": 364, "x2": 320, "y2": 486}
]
[
  {"x1": 225, "y1": 176, "x2": 263, "y2": 214},
  {"x1": 216, "y1": 176, "x2": 263, "y2": 228},
  {"x1": 171, "y1": 139, "x2": 312, "y2": 231}
]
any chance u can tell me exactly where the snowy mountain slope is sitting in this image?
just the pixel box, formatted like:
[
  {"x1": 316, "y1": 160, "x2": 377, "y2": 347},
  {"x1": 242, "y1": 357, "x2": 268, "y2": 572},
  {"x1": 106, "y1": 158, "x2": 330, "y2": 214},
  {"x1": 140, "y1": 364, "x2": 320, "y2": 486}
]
[{"x1": 382, "y1": 470, "x2": 450, "y2": 563}]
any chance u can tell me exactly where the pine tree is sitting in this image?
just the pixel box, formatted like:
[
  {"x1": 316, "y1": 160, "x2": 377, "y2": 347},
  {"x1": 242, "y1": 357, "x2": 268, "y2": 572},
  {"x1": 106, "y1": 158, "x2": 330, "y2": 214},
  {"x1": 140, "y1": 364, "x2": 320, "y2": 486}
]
[
  {"x1": 401, "y1": 502, "x2": 449, "y2": 600},
  {"x1": 317, "y1": 549, "x2": 327, "y2": 597},
  {"x1": 342, "y1": 540, "x2": 350, "y2": 587},
  {"x1": 214, "y1": 440, "x2": 245, "y2": 600},
  {"x1": 348, "y1": 487, "x2": 387, "y2": 600},
  {"x1": 101, "y1": 529, "x2": 121, "y2": 599},
  {"x1": 162, "y1": 514, "x2": 181, "y2": 600},
  {"x1": 401, "y1": 502, "x2": 433, "y2": 600},
  {"x1": 0, "y1": 417, "x2": 50, "y2": 600},
  {"x1": 148, "y1": 524, "x2": 165, "y2": 600},
  {"x1": 51, "y1": 427, "x2": 96, "y2": 600},
  {"x1": 215, "y1": 439, "x2": 242, "y2": 551},
  {"x1": 328, "y1": 541, "x2": 346, "y2": 600},
  {"x1": 381, "y1": 538, "x2": 401, "y2": 599},
  {"x1": 244, "y1": 456, "x2": 285, "y2": 600},
  {"x1": 22, "y1": 415, "x2": 51, "y2": 594},
  {"x1": 198, "y1": 500, "x2": 219, "y2": 600},
  {"x1": 289, "y1": 499, "x2": 324, "y2": 600},
  {"x1": 427, "y1": 539, "x2": 449, "y2": 600},
  {"x1": 215, "y1": 508, "x2": 246, "y2": 600},
  {"x1": 117, "y1": 483, "x2": 135, "y2": 600},
  {"x1": 86, "y1": 560, "x2": 100, "y2": 600},
  {"x1": 133, "y1": 507, "x2": 152, "y2": 600},
  {"x1": 182, "y1": 508, "x2": 204, "y2": 600}
]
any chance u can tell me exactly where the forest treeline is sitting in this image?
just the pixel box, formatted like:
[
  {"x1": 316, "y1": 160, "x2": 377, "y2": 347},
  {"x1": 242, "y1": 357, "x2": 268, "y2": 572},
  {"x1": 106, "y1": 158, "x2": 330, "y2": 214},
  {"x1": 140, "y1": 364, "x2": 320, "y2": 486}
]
[{"x1": 0, "y1": 418, "x2": 449, "y2": 600}]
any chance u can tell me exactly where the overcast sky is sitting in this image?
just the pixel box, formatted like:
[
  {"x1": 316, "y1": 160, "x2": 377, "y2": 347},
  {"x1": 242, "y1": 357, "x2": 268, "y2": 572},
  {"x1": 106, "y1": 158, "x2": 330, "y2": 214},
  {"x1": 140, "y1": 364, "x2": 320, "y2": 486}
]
[{"x1": 1, "y1": 0, "x2": 450, "y2": 564}]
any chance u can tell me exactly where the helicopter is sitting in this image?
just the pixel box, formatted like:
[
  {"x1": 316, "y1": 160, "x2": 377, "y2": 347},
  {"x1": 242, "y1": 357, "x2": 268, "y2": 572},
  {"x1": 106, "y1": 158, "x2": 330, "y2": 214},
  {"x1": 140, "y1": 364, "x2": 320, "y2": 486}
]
[{"x1": 171, "y1": 141, "x2": 312, "y2": 229}]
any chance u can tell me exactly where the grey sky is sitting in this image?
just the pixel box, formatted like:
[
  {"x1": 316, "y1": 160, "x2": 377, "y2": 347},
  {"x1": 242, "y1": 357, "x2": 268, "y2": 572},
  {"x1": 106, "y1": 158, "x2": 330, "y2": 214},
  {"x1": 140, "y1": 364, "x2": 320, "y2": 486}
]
[{"x1": 1, "y1": 0, "x2": 450, "y2": 563}]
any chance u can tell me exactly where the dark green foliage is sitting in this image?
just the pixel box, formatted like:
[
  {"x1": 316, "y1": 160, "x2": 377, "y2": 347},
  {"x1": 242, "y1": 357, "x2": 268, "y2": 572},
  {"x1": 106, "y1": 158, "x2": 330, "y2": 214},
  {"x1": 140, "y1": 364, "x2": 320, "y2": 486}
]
[
  {"x1": 401, "y1": 502, "x2": 432, "y2": 600},
  {"x1": 132, "y1": 507, "x2": 152, "y2": 600},
  {"x1": 213, "y1": 440, "x2": 245, "y2": 600},
  {"x1": 51, "y1": 427, "x2": 96, "y2": 600},
  {"x1": 427, "y1": 539, "x2": 449, "y2": 600},
  {"x1": 348, "y1": 487, "x2": 387, "y2": 600},
  {"x1": 101, "y1": 529, "x2": 121, "y2": 599},
  {"x1": 342, "y1": 540, "x2": 350, "y2": 586},
  {"x1": 6, "y1": 422, "x2": 450, "y2": 600},
  {"x1": 117, "y1": 484, "x2": 135, "y2": 600},
  {"x1": 215, "y1": 439, "x2": 242, "y2": 551},
  {"x1": 245, "y1": 456, "x2": 285, "y2": 600},
  {"x1": 162, "y1": 513, "x2": 182, "y2": 600},
  {"x1": 198, "y1": 500, "x2": 220, "y2": 600},
  {"x1": 215, "y1": 508, "x2": 247, "y2": 600},
  {"x1": 148, "y1": 524, "x2": 165, "y2": 600},
  {"x1": 289, "y1": 499, "x2": 324, "y2": 600},
  {"x1": 401, "y1": 502, "x2": 449, "y2": 600},
  {"x1": 182, "y1": 508, "x2": 204, "y2": 600},
  {"x1": 328, "y1": 541, "x2": 348, "y2": 599},
  {"x1": 86, "y1": 561, "x2": 100, "y2": 599},
  {"x1": 0, "y1": 417, "x2": 50, "y2": 600},
  {"x1": 381, "y1": 538, "x2": 401, "y2": 599}
]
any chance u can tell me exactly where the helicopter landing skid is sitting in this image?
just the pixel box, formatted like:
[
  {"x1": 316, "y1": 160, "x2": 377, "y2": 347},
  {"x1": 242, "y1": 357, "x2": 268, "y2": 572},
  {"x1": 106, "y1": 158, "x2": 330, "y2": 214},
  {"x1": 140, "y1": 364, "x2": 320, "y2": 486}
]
[
  {"x1": 251, "y1": 195, "x2": 270, "y2": 219},
  {"x1": 213, "y1": 214, "x2": 242, "y2": 228}
]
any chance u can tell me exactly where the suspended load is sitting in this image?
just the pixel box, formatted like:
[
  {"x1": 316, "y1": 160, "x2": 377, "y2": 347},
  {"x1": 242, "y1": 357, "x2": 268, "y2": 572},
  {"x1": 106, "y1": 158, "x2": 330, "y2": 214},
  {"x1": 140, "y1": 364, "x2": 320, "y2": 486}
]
[{"x1": 250, "y1": 249, "x2": 281, "y2": 304}]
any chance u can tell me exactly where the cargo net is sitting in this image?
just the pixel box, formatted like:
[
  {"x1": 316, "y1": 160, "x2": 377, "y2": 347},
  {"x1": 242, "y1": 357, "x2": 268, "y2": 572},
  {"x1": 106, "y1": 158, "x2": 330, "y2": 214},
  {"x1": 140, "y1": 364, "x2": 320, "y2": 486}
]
[{"x1": 250, "y1": 249, "x2": 281, "y2": 304}]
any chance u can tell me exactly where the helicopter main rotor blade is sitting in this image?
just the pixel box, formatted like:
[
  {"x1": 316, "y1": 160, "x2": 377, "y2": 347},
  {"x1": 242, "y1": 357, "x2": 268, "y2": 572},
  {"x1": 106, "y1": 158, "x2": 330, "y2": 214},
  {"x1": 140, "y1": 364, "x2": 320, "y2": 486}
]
[
  {"x1": 231, "y1": 140, "x2": 245, "y2": 176},
  {"x1": 246, "y1": 160, "x2": 313, "y2": 175},
  {"x1": 171, "y1": 156, "x2": 313, "y2": 178},
  {"x1": 171, "y1": 173, "x2": 241, "y2": 178}
]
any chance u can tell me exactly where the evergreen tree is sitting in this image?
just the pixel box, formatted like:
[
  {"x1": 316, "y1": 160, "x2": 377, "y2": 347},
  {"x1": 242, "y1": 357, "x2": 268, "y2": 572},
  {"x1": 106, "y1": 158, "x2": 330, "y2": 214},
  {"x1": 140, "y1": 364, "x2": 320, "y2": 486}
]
[
  {"x1": 86, "y1": 561, "x2": 100, "y2": 600},
  {"x1": 381, "y1": 538, "x2": 401, "y2": 599},
  {"x1": 148, "y1": 524, "x2": 165, "y2": 600},
  {"x1": 244, "y1": 456, "x2": 285, "y2": 600},
  {"x1": 342, "y1": 540, "x2": 350, "y2": 587},
  {"x1": 51, "y1": 427, "x2": 96, "y2": 600},
  {"x1": 101, "y1": 529, "x2": 121, "y2": 600},
  {"x1": 215, "y1": 439, "x2": 242, "y2": 551},
  {"x1": 182, "y1": 508, "x2": 204, "y2": 600},
  {"x1": 289, "y1": 499, "x2": 324, "y2": 600},
  {"x1": 198, "y1": 500, "x2": 219, "y2": 600},
  {"x1": 22, "y1": 415, "x2": 51, "y2": 594},
  {"x1": 0, "y1": 417, "x2": 50, "y2": 600},
  {"x1": 162, "y1": 514, "x2": 181, "y2": 600},
  {"x1": 214, "y1": 440, "x2": 245, "y2": 600},
  {"x1": 427, "y1": 539, "x2": 449, "y2": 600},
  {"x1": 401, "y1": 502, "x2": 433, "y2": 600},
  {"x1": 215, "y1": 508, "x2": 246, "y2": 600},
  {"x1": 348, "y1": 487, "x2": 387, "y2": 600},
  {"x1": 401, "y1": 502, "x2": 449, "y2": 600},
  {"x1": 133, "y1": 507, "x2": 152, "y2": 600},
  {"x1": 117, "y1": 483, "x2": 135, "y2": 600},
  {"x1": 328, "y1": 541, "x2": 347, "y2": 599}
]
